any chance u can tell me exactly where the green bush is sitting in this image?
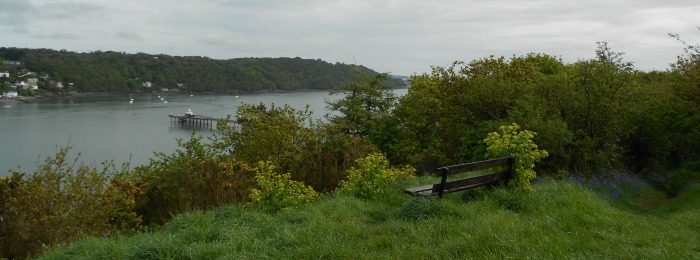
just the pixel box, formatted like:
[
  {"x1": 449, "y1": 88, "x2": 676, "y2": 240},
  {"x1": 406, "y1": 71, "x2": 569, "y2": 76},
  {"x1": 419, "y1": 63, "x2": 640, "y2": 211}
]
[
  {"x1": 0, "y1": 146, "x2": 140, "y2": 259},
  {"x1": 294, "y1": 125, "x2": 376, "y2": 192},
  {"x1": 337, "y1": 153, "x2": 415, "y2": 199},
  {"x1": 249, "y1": 161, "x2": 319, "y2": 213},
  {"x1": 484, "y1": 123, "x2": 548, "y2": 192},
  {"x1": 214, "y1": 104, "x2": 375, "y2": 192},
  {"x1": 135, "y1": 132, "x2": 255, "y2": 225}
]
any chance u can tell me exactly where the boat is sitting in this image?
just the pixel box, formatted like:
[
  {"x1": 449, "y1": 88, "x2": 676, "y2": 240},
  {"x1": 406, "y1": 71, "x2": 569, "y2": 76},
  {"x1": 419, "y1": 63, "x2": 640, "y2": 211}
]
[{"x1": 185, "y1": 108, "x2": 195, "y2": 117}]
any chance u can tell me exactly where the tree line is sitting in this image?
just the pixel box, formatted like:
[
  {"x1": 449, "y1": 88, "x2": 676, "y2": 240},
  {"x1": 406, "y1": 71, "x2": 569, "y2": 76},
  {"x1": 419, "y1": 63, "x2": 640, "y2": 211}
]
[{"x1": 0, "y1": 47, "x2": 406, "y2": 94}]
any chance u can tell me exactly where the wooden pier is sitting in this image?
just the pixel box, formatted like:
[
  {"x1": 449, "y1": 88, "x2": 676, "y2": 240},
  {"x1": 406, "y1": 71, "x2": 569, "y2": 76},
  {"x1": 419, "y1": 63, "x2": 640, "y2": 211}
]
[{"x1": 169, "y1": 110, "x2": 237, "y2": 129}]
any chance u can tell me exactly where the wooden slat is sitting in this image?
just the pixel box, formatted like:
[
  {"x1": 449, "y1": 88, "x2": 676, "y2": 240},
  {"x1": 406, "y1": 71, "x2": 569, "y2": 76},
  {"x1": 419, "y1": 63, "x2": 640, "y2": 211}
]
[
  {"x1": 404, "y1": 184, "x2": 435, "y2": 195},
  {"x1": 433, "y1": 171, "x2": 511, "y2": 194},
  {"x1": 436, "y1": 157, "x2": 513, "y2": 176}
]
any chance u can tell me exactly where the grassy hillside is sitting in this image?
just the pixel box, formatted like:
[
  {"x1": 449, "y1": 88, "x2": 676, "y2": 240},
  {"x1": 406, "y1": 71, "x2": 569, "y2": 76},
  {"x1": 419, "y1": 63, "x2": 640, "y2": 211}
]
[{"x1": 40, "y1": 178, "x2": 700, "y2": 259}]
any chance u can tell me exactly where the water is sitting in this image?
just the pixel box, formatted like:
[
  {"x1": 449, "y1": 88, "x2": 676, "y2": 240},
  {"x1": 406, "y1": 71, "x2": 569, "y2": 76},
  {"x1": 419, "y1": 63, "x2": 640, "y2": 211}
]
[{"x1": 0, "y1": 89, "x2": 407, "y2": 176}]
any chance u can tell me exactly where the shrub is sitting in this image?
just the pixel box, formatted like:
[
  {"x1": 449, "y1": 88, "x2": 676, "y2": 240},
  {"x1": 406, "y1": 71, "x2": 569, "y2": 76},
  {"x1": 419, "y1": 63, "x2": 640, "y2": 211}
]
[
  {"x1": 484, "y1": 123, "x2": 548, "y2": 192},
  {"x1": 0, "y1": 146, "x2": 139, "y2": 259},
  {"x1": 249, "y1": 161, "x2": 319, "y2": 213},
  {"x1": 135, "y1": 132, "x2": 255, "y2": 225},
  {"x1": 294, "y1": 125, "x2": 376, "y2": 192},
  {"x1": 214, "y1": 104, "x2": 375, "y2": 192},
  {"x1": 337, "y1": 153, "x2": 415, "y2": 199}
]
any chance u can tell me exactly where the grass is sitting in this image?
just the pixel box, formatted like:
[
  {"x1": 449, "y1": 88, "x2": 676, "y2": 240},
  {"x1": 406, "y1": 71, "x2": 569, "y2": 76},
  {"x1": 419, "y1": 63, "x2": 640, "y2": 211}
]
[{"x1": 40, "y1": 178, "x2": 700, "y2": 259}]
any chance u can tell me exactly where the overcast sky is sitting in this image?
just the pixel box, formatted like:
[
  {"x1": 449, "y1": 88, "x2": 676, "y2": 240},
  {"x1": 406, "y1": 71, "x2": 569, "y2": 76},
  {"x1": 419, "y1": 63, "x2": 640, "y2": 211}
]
[{"x1": 1, "y1": 0, "x2": 699, "y2": 75}]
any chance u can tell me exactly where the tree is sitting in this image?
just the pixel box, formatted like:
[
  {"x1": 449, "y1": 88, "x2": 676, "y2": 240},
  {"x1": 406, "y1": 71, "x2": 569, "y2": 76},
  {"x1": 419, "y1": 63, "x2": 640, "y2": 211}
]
[
  {"x1": 213, "y1": 103, "x2": 317, "y2": 175},
  {"x1": 390, "y1": 57, "x2": 539, "y2": 172},
  {"x1": 669, "y1": 29, "x2": 700, "y2": 124},
  {"x1": 326, "y1": 70, "x2": 397, "y2": 135},
  {"x1": 562, "y1": 42, "x2": 638, "y2": 173}
]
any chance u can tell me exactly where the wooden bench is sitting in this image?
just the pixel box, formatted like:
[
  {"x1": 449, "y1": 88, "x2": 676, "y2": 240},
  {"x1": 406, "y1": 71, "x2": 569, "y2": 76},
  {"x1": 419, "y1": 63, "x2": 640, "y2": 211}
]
[{"x1": 404, "y1": 157, "x2": 514, "y2": 197}]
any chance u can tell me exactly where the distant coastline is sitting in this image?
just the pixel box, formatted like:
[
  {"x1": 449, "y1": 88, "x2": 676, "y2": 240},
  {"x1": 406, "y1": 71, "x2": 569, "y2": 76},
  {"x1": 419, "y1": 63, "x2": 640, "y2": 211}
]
[{"x1": 1, "y1": 87, "x2": 410, "y2": 103}]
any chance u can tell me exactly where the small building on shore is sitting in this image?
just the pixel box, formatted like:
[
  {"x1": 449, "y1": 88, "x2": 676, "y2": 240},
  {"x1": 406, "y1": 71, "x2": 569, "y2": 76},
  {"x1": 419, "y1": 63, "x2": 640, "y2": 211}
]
[{"x1": 1, "y1": 91, "x2": 18, "y2": 98}]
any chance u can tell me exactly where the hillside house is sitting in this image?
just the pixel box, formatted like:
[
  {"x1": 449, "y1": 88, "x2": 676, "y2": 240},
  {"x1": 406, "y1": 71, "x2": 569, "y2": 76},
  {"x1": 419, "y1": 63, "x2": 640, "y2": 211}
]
[
  {"x1": 142, "y1": 81, "x2": 152, "y2": 88},
  {"x1": 0, "y1": 71, "x2": 8, "y2": 78},
  {"x1": 17, "y1": 69, "x2": 35, "y2": 77},
  {"x1": 26, "y1": 78, "x2": 39, "y2": 90},
  {"x1": 2, "y1": 60, "x2": 21, "y2": 65}
]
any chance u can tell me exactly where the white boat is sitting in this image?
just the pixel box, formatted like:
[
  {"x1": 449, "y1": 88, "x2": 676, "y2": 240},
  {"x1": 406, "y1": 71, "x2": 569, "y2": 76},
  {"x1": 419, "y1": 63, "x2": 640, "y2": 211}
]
[{"x1": 185, "y1": 108, "x2": 195, "y2": 117}]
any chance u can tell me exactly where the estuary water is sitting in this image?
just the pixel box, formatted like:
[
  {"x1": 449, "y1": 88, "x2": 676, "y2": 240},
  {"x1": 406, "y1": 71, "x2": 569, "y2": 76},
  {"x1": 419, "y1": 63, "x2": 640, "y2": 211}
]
[{"x1": 0, "y1": 89, "x2": 407, "y2": 176}]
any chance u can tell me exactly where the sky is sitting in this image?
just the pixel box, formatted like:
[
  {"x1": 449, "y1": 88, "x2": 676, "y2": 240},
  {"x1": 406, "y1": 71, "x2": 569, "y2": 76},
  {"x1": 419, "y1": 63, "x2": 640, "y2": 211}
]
[{"x1": 1, "y1": 0, "x2": 699, "y2": 76}]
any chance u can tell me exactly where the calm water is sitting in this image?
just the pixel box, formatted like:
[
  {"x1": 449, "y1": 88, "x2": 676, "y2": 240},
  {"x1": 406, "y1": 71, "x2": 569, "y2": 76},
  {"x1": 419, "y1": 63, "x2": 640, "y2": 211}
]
[{"x1": 0, "y1": 89, "x2": 407, "y2": 176}]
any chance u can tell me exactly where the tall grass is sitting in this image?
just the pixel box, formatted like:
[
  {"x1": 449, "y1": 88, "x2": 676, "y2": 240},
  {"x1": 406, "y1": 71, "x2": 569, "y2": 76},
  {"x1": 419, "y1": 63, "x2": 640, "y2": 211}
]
[{"x1": 41, "y1": 178, "x2": 700, "y2": 259}]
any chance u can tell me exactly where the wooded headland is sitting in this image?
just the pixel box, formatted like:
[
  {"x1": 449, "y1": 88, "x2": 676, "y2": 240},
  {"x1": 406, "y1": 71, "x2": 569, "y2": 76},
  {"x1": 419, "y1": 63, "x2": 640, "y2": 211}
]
[{"x1": 0, "y1": 47, "x2": 406, "y2": 95}]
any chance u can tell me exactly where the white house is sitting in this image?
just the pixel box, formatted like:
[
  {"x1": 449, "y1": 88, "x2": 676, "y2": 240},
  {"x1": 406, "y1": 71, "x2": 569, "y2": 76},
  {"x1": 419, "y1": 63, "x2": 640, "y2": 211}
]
[
  {"x1": 14, "y1": 81, "x2": 25, "y2": 88},
  {"x1": 142, "y1": 81, "x2": 152, "y2": 88},
  {"x1": 25, "y1": 78, "x2": 39, "y2": 90},
  {"x1": 56, "y1": 82, "x2": 64, "y2": 88},
  {"x1": 0, "y1": 71, "x2": 8, "y2": 78}
]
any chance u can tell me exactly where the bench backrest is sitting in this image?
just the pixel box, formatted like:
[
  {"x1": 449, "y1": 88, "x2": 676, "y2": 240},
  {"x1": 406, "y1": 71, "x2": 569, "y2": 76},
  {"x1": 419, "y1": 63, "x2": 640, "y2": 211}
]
[{"x1": 433, "y1": 157, "x2": 514, "y2": 197}]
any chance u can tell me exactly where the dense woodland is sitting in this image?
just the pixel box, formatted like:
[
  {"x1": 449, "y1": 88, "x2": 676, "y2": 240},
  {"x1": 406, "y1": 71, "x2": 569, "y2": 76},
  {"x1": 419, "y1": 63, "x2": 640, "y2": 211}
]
[
  {"x1": 1, "y1": 32, "x2": 700, "y2": 258},
  {"x1": 0, "y1": 47, "x2": 405, "y2": 94}
]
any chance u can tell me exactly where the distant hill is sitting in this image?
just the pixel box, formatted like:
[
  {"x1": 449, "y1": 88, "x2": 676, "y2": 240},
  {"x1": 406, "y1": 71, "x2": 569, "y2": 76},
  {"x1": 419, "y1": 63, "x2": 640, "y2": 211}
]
[{"x1": 0, "y1": 47, "x2": 406, "y2": 93}]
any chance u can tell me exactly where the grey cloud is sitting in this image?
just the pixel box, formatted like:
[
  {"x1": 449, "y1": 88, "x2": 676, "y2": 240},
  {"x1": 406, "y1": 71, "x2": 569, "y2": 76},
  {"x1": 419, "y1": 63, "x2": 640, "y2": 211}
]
[
  {"x1": 117, "y1": 31, "x2": 141, "y2": 40},
  {"x1": 0, "y1": 0, "x2": 36, "y2": 32},
  {"x1": 37, "y1": 2, "x2": 107, "y2": 19},
  {"x1": 34, "y1": 32, "x2": 81, "y2": 40},
  {"x1": 0, "y1": 0, "x2": 35, "y2": 13}
]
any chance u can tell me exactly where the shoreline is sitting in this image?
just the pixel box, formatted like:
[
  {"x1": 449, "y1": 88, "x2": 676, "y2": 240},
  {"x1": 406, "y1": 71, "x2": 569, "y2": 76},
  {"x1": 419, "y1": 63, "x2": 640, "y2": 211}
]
[
  {"x1": 2, "y1": 87, "x2": 409, "y2": 103},
  {"x1": 2, "y1": 89, "x2": 327, "y2": 103},
  {"x1": 0, "y1": 98, "x2": 23, "y2": 104}
]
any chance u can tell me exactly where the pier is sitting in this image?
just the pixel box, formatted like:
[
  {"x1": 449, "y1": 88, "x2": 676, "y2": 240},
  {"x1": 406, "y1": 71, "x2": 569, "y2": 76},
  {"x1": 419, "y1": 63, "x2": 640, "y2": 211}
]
[{"x1": 169, "y1": 109, "x2": 237, "y2": 129}]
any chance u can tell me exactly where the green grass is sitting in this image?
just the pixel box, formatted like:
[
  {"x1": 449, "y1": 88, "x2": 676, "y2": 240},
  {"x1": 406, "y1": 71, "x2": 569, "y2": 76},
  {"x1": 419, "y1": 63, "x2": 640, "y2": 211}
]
[{"x1": 41, "y1": 178, "x2": 700, "y2": 259}]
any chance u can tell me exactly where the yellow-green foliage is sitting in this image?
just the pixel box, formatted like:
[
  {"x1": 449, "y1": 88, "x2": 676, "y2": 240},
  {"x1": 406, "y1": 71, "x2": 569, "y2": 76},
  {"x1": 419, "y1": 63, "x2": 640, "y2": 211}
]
[
  {"x1": 249, "y1": 161, "x2": 319, "y2": 213},
  {"x1": 484, "y1": 123, "x2": 548, "y2": 192},
  {"x1": 337, "y1": 153, "x2": 415, "y2": 199},
  {"x1": 0, "y1": 146, "x2": 141, "y2": 259}
]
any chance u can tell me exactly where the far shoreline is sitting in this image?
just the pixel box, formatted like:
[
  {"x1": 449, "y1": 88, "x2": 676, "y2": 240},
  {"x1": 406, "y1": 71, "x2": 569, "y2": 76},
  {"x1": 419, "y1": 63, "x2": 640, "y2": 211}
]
[{"x1": 5, "y1": 87, "x2": 409, "y2": 103}]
